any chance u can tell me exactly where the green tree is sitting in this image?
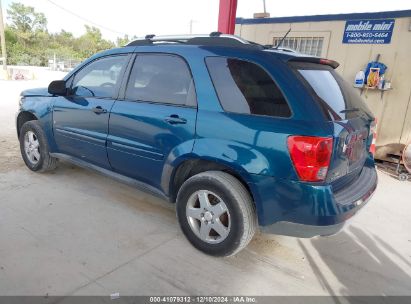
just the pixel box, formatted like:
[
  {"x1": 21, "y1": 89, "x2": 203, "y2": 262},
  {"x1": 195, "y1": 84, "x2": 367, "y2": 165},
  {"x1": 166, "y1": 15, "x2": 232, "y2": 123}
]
[
  {"x1": 116, "y1": 34, "x2": 130, "y2": 47},
  {"x1": 7, "y1": 2, "x2": 47, "y2": 33},
  {"x1": 4, "y1": 2, "x2": 123, "y2": 67},
  {"x1": 75, "y1": 25, "x2": 114, "y2": 58}
]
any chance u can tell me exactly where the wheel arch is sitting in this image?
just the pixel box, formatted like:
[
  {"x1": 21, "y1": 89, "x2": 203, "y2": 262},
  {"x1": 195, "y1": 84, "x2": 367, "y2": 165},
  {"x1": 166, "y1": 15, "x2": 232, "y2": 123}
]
[
  {"x1": 167, "y1": 157, "x2": 259, "y2": 210},
  {"x1": 16, "y1": 111, "x2": 39, "y2": 137}
]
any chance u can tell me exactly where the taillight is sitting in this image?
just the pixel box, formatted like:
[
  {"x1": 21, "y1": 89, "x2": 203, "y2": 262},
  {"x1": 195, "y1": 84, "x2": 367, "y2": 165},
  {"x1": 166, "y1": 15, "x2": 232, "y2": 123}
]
[{"x1": 287, "y1": 136, "x2": 333, "y2": 182}]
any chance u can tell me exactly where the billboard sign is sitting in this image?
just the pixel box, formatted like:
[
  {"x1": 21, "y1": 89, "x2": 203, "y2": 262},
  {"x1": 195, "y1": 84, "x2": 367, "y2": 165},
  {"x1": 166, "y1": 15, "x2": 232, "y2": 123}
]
[{"x1": 342, "y1": 19, "x2": 395, "y2": 44}]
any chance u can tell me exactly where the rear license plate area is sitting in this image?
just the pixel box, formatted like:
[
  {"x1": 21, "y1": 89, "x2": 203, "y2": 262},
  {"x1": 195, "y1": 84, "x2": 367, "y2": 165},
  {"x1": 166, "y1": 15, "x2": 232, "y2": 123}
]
[{"x1": 344, "y1": 130, "x2": 368, "y2": 165}]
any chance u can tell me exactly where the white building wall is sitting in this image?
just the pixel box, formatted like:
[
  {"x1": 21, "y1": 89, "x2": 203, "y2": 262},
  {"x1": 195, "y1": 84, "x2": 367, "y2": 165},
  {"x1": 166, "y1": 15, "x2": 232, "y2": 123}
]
[{"x1": 235, "y1": 16, "x2": 411, "y2": 159}]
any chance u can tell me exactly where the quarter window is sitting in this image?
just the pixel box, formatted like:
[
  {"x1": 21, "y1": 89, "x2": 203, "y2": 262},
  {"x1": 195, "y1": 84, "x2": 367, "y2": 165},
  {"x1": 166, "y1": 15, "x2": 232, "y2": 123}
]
[
  {"x1": 206, "y1": 57, "x2": 291, "y2": 118},
  {"x1": 125, "y1": 54, "x2": 196, "y2": 106},
  {"x1": 71, "y1": 55, "x2": 128, "y2": 98}
]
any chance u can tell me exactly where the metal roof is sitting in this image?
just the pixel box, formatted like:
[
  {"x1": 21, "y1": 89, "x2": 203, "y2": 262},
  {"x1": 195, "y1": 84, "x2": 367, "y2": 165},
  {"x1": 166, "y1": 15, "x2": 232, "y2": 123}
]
[{"x1": 236, "y1": 9, "x2": 411, "y2": 25}]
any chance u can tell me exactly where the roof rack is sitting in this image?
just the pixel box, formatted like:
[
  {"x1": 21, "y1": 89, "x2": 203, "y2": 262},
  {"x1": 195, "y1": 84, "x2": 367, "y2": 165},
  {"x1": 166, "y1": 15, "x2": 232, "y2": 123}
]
[{"x1": 126, "y1": 32, "x2": 263, "y2": 49}]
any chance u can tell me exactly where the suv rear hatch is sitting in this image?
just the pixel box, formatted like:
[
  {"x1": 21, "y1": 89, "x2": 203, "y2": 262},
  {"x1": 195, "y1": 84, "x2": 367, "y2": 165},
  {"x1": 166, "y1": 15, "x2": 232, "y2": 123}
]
[{"x1": 290, "y1": 60, "x2": 375, "y2": 189}]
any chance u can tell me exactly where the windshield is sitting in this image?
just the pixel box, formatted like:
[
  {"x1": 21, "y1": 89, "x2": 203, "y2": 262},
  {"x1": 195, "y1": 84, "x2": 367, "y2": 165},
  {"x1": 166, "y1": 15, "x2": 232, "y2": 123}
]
[{"x1": 292, "y1": 62, "x2": 373, "y2": 121}]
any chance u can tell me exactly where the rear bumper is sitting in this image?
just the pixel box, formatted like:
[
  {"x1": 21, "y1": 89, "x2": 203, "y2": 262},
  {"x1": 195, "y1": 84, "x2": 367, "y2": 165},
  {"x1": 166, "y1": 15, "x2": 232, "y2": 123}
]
[
  {"x1": 260, "y1": 175, "x2": 376, "y2": 237},
  {"x1": 261, "y1": 221, "x2": 345, "y2": 238},
  {"x1": 249, "y1": 158, "x2": 377, "y2": 238}
]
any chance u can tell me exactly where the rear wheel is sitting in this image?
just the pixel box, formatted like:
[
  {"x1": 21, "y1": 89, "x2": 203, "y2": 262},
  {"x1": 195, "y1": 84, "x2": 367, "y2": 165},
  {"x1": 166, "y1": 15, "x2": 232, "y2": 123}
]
[
  {"x1": 176, "y1": 171, "x2": 256, "y2": 256},
  {"x1": 19, "y1": 121, "x2": 57, "y2": 172}
]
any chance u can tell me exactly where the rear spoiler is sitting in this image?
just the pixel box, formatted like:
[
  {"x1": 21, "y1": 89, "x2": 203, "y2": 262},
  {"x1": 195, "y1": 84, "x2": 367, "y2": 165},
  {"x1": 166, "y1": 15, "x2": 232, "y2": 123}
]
[{"x1": 288, "y1": 57, "x2": 340, "y2": 69}]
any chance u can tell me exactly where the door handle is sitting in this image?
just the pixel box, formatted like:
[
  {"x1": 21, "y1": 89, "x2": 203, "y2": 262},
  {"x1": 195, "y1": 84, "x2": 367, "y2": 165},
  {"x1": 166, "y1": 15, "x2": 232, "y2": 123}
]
[
  {"x1": 164, "y1": 114, "x2": 187, "y2": 125},
  {"x1": 92, "y1": 106, "x2": 107, "y2": 114}
]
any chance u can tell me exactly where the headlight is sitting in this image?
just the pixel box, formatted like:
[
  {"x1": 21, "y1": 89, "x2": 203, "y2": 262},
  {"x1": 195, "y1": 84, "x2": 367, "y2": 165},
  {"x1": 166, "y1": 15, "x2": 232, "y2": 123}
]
[{"x1": 19, "y1": 95, "x2": 24, "y2": 107}]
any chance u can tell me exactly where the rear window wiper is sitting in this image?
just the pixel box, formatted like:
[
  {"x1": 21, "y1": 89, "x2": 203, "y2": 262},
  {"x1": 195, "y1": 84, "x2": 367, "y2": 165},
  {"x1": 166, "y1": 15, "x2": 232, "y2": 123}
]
[{"x1": 340, "y1": 108, "x2": 360, "y2": 113}]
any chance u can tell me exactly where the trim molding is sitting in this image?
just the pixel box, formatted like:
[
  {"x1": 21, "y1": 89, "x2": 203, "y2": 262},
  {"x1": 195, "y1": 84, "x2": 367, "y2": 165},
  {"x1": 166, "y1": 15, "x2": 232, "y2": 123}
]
[{"x1": 50, "y1": 153, "x2": 169, "y2": 201}]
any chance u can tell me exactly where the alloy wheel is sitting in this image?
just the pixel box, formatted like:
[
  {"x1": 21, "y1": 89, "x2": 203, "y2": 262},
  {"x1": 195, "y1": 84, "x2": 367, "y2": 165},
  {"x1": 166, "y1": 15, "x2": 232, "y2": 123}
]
[
  {"x1": 24, "y1": 131, "x2": 41, "y2": 165},
  {"x1": 186, "y1": 190, "x2": 231, "y2": 244}
]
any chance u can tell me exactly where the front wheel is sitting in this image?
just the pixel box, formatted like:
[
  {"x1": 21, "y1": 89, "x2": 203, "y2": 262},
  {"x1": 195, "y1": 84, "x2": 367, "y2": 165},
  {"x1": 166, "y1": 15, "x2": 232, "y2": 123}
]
[
  {"x1": 19, "y1": 120, "x2": 57, "y2": 172},
  {"x1": 398, "y1": 173, "x2": 409, "y2": 181},
  {"x1": 176, "y1": 171, "x2": 257, "y2": 256}
]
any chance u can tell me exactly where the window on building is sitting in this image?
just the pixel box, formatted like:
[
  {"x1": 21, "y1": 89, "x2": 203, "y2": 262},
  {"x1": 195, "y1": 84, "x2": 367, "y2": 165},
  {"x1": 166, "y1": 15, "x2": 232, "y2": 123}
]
[
  {"x1": 273, "y1": 37, "x2": 324, "y2": 57},
  {"x1": 205, "y1": 57, "x2": 291, "y2": 118},
  {"x1": 125, "y1": 54, "x2": 196, "y2": 107}
]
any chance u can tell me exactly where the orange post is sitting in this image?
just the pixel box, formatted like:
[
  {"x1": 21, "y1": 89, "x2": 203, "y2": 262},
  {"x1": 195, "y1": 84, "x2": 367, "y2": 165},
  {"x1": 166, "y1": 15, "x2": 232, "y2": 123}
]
[{"x1": 370, "y1": 119, "x2": 378, "y2": 156}]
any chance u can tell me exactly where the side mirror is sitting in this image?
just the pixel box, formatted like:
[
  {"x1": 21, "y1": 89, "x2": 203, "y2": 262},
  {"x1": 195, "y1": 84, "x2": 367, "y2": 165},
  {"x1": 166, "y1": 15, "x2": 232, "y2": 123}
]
[{"x1": 48, "y1": 80, "x2": 67, "y2": 96}]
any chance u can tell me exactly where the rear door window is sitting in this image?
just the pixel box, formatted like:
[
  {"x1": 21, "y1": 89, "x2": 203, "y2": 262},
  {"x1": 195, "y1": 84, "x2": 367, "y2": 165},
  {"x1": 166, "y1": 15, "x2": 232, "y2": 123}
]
[
  {"x1": 125, "y1": 54, "x2": 196, "y2": 107},
  {"x1": 205, "y1": 57, "x2": 291, "y2": 118},
  {"x1": 293, "y1": 62, "x2": 373, "y2": 120}
]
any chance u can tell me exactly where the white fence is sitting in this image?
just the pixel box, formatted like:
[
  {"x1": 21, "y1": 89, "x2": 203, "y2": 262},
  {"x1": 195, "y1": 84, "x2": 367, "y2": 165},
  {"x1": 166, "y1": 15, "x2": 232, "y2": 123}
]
[{"x1": 0, "y1": 66, "x2": 67, "y2": 81}]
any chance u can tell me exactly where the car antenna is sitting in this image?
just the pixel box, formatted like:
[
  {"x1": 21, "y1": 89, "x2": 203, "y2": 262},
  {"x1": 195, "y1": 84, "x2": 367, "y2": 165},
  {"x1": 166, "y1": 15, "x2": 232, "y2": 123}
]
[{"x1": 273, "y1": 28, "x2": 291, "y2": 49}]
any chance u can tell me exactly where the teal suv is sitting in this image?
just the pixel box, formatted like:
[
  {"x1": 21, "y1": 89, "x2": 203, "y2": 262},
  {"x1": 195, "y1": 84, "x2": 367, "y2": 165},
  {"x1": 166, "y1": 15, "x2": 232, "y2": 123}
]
[{"x1": 16, "y1": 34, "x2": 377, "y2": 256}]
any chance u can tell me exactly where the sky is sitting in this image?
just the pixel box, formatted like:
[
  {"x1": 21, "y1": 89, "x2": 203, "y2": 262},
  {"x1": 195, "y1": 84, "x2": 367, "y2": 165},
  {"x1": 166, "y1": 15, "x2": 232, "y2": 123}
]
[{"x1": 1, "y1": 0, "x2": 411, "y2": 41}]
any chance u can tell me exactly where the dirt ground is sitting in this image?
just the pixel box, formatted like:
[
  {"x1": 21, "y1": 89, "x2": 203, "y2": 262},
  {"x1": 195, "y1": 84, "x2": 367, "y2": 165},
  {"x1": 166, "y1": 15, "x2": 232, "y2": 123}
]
[{"x1": 0, "y1": 79, "x2": 411, "y2": 297}]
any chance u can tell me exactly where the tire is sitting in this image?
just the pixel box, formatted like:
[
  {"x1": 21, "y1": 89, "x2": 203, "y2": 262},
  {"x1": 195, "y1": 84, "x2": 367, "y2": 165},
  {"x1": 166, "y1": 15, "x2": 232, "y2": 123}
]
[
  {"x1": 176, "y1": 171, "x2": 257, "y2": 257},
  {"x1": 19, "y1": 120, "x2": 57, "y2": 172}
]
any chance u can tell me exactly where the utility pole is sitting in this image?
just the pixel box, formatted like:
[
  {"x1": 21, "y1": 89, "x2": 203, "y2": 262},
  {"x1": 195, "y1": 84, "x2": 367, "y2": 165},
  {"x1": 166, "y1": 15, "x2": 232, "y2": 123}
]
[
  {"x1": 0, "y1": 0, "x2": 7, "y2": 70},
  {"x1": 189, "y1": 20, "x2": 196, "y2": 34},
  {"x1": 253, "y1": 0, "x2": 270, "y2": 19}
]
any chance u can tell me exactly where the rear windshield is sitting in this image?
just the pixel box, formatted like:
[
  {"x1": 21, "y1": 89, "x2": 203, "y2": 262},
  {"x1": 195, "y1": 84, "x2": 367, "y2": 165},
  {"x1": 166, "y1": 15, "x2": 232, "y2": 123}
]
[{"x1": 292, "y1": 62, "x2": 373, "y2": 121}]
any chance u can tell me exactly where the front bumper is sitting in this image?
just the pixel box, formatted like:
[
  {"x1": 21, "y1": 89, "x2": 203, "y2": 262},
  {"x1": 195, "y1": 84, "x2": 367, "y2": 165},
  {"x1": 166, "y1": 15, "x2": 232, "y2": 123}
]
[{"x1": 249, "y1": 158, "x2": 377, "y2": 238}]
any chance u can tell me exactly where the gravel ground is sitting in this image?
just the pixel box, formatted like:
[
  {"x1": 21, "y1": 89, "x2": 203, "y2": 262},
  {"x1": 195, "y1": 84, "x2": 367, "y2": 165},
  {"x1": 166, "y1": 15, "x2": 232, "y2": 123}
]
[{"x1": 0, "y1": 79, "x2": 410, "y2": 297}]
